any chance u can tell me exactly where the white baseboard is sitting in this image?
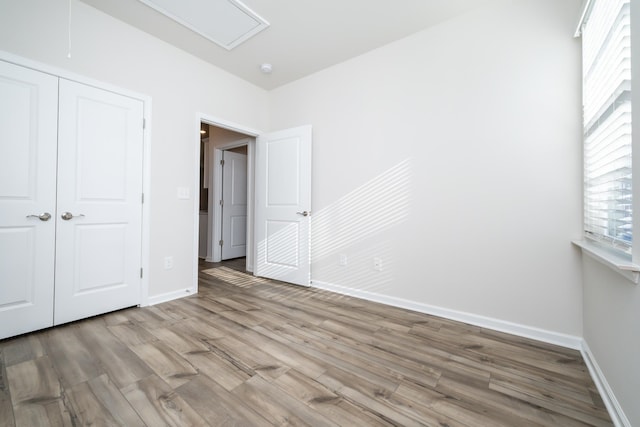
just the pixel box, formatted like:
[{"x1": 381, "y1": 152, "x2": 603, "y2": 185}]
[
  {"x1": 580, "y1": 341, "x2": 631, "y2": 427},
  {"x1": 146, "y1": 288, "x2": 195, "y2": 306},
  {"x1": 311, "y1": 280, "x2": 583, "y2": 350}
]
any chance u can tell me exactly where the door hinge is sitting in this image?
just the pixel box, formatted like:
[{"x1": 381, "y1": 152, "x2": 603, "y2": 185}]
[
  {"x1": 141, "y1": 193, "x2": 144, "y2": 204},
  {"x1": 219, "y1": 240, "x2": 223, "y2": 246},
  {"x1": 140, "y1": 268, "x2": 143, "y2": 278},
  {"x1": 220, "y1": 159, "x2": 225, "y2": 166},
  {"x1": 143, "y1": 118, "x2": 146, "y2": 129},
  {"x1": 219, "y1": 199, "x2": 224, "y2": 206}
]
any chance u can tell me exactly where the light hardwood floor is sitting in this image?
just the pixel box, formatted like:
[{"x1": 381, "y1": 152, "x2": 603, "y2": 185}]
[{"x1": 0, "y1": 258, "x2": 612, "y2": 426}]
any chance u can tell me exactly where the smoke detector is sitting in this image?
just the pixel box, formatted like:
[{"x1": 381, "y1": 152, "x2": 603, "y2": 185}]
[{"x1": 260, "y1": 63, "x2": 273, "y2": 74}]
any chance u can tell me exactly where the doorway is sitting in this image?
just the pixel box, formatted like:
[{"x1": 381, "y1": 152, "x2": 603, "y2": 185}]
[
  {"x1": 192, "y1": 115, "x2": 312, "y2": 293},
  {"x1": 195, "y1": 118, "x2": 257, "y2": 284}
]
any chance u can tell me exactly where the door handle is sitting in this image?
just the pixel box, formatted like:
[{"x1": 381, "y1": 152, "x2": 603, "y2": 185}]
[
  {"x1": 296, "y1": 211, "x2": 310, "y2": 217},
  {"x1": 26, "y1": 212, "x2": 52, "y2": 221},
  {"x1": 61, "y1": 212, "x2": 85, "y2": 221}
]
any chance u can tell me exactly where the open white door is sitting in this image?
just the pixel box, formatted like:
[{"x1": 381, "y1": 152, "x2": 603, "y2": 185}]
[
  {"x1": 221, "y1": 150, "x2": 248, "y2": 260},
  {"x1": 54, "y1": 80, "x2": 144, "y2": 325},
  {"x1": 0, "y1": 62, "x2": 58, "y2": 339},
  {"x1": 255, "y1": 125, "x2": 311, "y2": 286}
]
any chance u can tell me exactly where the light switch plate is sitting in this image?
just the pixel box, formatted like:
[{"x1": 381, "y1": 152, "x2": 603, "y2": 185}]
[{"x1": 177, "y1": 187, "x2": 190, "y2": 199}]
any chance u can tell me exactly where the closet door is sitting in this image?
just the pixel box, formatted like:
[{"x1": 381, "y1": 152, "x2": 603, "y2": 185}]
[
  {"x1": 0, "y1": 62, "x2": 58, "y2": 339},
  {"x1": 54, "y1": 80, "x2": 144, "y2": 325}
]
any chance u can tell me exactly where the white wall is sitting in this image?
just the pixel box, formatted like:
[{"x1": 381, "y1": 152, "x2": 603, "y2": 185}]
[
  {"x1": 582, "y1": 257, "x2": 639, "y2": 426},
  {"x1": 269, "y1": 0, "x2": 584, "y2": 336},
  {"x1": 0, "y1": 0, "x2": 268, "y2": 300}
]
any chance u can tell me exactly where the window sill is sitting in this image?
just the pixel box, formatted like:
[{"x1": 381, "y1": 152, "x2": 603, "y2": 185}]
[{"x1": 572, "y1": 239, "x2": 640, "y2": 284}]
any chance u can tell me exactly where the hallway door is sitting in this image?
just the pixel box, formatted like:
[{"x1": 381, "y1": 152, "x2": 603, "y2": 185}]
[{"x1": 221, "y1": 150, "x2": 248, "y2": 260}]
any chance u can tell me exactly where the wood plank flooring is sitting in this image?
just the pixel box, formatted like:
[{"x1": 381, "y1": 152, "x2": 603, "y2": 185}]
[{"x1": 0, "y1": 258, "x2": 612, "y2": 426}]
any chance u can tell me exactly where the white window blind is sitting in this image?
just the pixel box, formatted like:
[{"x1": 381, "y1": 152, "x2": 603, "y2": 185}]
[{"x1": 582, "y1": 0, "x2": 632, "y2": 253}]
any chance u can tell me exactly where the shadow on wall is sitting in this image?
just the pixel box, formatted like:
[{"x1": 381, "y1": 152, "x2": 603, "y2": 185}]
[{"x1": 311, "y1": 159, "x2": 413, "y2": 294}]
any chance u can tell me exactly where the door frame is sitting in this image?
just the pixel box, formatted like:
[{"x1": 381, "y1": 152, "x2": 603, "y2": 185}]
[
  {"x1": 212, "y1": 139, "x2": 252, "y2": 263},
  {"x1": 193, "y1": 114, "x2": 260, "y2": 291},
  {"x1": 0, "y1": 50, "x2": 153, "y2": 307}
]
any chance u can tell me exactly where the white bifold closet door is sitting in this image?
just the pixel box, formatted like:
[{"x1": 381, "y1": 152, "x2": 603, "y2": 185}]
[{"x1": 0, "y1": 61, "x2": 144, "y2": 339}]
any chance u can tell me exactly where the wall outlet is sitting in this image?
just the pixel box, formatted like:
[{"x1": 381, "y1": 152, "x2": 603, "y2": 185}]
[
  {"x1": 164, "y1": 256, "x2": 174, "y2": 270},
  {"x1": 339, "y1": 254, "x2": 348, "y2": 266},
  {"x1": 373, "y1": 257, "x2": 382, "y2": 271}
]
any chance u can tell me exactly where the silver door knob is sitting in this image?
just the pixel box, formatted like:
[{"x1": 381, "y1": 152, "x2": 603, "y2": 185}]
[
  {"x1": 296, "y1": 211, "x2": 310, "y2": 217},
  {"x1": 26, "y1": 212, "x2": 51, "y2": 221},
  {"x1": 61, "y1": 212, "x2": 85, "y2": 221}
]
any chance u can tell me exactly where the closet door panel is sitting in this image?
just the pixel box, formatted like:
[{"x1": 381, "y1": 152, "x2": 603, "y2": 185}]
[
  {"x1": 54, "y1": 79, "x2": 144, "y2": 325},
  {"x1": 0, "y1": 61, "x2": 58, "y2": 339}
]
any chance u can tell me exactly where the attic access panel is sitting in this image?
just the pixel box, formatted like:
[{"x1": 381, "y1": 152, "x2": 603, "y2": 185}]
[{"x1": 138, "y1": 0, "x2": 269, "y2": 50}]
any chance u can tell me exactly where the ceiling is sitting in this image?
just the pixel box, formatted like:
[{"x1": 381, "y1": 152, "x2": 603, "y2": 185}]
[{"x1": 79, "y1": 0, "x2": 492, "y2": 90}]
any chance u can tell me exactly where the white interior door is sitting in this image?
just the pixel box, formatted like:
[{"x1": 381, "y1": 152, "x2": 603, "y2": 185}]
[
  {"x1": 0, "y1": 62, "x2": 58, "y2": 339},
  {"x1": 221, "y1": 150, "x2": 247, "y2": 260},
  {"x1": 255, "y1": 125, "x2": 311, "y2": 286},
  {"x1": 54, "y1": 79, "x2": 144, "y2": 325}
]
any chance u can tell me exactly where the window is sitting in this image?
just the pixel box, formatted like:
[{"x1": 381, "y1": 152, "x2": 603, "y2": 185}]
[{"x1": 581, "y1": 0, "x2": 632, "y2": 254}]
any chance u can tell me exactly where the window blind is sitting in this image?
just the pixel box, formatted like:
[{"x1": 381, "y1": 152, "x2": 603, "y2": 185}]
[{"x1": 583, "y1": 0, "x2": 632, "y2": 253}]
